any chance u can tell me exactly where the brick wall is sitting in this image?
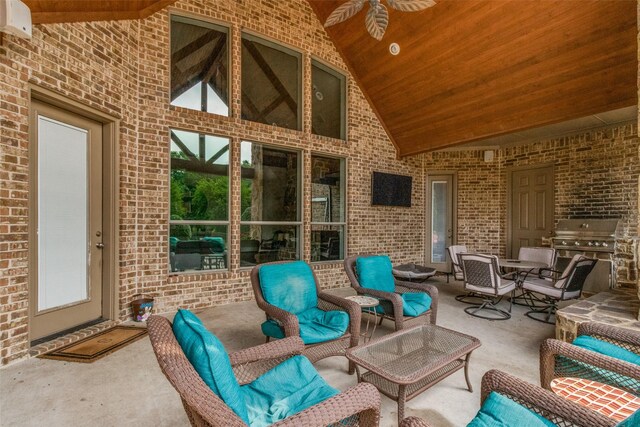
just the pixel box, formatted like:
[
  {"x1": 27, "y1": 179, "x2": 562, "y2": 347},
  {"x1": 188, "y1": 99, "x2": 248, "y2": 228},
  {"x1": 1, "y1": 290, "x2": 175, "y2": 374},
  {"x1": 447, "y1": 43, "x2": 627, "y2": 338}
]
[
  {"x1": 424, "y1": 125, "x2": 639, "y2": 286},
  {"x1": 0, "y1": 0, "x2": 425, "y2": 365}
]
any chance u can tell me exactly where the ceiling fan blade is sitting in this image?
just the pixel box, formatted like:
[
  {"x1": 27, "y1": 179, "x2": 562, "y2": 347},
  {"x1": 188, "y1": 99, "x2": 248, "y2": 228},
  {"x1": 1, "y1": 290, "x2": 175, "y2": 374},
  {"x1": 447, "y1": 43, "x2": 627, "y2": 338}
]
[
  {"x1": 387, "y1": 0, "x2": 436, "y2": 12},
  {"x1": 325, "y1": 0, "x2": 366, "y2": 27},
  {"x1": 365, "y1": 3, "x2": 388, "y2": 40}
]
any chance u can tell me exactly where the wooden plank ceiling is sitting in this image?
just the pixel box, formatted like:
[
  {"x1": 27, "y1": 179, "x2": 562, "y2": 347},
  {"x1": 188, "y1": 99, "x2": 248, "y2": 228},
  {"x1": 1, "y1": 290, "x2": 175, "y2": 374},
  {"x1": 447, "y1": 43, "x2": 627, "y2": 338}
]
[
  {"x1": 308, "y1": 0, "x2": 637, "y2": 156},
  {"x1": 24, "y1": 1, "x2": 177, "y2": 24}
]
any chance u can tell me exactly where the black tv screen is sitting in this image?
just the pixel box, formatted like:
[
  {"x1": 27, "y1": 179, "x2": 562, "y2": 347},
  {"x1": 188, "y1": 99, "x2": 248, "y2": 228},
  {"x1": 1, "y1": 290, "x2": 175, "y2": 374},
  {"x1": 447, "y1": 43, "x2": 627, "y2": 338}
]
[{"x1": 371, "y1": 172, "x2": 412, "y2": 207}]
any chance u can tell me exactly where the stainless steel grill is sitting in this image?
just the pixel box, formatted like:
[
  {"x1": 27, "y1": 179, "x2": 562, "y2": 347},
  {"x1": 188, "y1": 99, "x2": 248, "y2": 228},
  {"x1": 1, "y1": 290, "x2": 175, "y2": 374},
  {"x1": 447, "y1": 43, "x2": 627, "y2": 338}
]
[{"x1": 551, "y1": 219, "x2": 620, "y2": 293}]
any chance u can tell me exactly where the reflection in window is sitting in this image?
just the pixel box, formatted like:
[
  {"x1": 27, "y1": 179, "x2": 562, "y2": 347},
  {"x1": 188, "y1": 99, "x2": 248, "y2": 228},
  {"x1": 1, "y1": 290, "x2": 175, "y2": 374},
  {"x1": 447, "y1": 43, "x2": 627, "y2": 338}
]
[
  {"x1": 170, "y1": 15, "x2": 229, "y2": 116},
  {"x1": 311, "y1": 60, "x2": 346, "y2": 140},
  {"x1": 241, "y1": 34, "x2": 301, "y2": 130},
  {"x1": 311, "y1": 156, "x2": 346, "y2": 262},
  {"x1": 169, "y1": 129, "x2": 229, "y2": 272},
  {"x1": 240, "y1": 141, "x2": 301, "y2": 266}
]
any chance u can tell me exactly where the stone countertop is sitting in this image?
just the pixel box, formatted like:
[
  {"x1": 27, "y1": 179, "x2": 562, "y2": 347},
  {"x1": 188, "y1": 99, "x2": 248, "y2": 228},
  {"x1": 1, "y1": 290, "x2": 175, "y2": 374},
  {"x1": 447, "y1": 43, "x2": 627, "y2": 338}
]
[{"x1": 556, "y1": 288, "x2": 640, "y2": 342}]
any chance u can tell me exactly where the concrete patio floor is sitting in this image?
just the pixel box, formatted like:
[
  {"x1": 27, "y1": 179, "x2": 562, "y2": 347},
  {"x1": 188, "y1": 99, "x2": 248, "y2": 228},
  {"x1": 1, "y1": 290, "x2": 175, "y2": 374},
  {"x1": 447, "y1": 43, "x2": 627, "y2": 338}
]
[{"x1": 0, "y1": 276, "x2": 556, "y2": 427}]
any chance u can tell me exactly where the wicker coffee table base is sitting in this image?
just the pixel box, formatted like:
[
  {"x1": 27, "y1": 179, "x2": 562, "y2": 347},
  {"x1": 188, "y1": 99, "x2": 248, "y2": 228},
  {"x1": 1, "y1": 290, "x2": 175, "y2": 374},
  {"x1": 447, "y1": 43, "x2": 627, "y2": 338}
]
[{"x1": 355, "y1": 353, "x2": 474, "y2": 424}]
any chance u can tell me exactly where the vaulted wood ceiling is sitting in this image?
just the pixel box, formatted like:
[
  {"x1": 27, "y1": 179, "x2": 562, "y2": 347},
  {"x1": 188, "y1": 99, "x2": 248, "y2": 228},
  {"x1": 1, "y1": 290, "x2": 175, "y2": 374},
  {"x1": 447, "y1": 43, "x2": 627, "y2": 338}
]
[
  {"x1": 24, "y1": 0, "x2": 177, "y2": 24},
  {"x1": 308, "y1": 0, "x2": 637, "y2": 156}
]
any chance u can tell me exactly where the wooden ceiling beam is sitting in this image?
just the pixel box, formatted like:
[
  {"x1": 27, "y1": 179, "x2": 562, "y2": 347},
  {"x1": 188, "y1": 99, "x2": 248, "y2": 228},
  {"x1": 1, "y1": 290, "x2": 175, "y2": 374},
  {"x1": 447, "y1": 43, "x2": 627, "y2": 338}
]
[{"x1": 25, "y1": 1, "x2": 177, "y2": 24}]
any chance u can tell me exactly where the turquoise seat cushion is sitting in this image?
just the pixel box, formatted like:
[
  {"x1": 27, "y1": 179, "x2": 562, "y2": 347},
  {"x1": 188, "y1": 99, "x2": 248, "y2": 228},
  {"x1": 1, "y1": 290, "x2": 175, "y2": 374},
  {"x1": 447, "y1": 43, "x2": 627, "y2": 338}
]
[
  {"x1": 573, "y1": 335, "x2": 640, "y2": 366},
  {"x1": 259, "y1": 261, "x2": 318, "y2": 314},
  {"x1": 373, "y1": 293, "x2": 432, "y2": 317},
  {"x1": 172, "y1": 309, "x2": 249, "y2": 424},
  {"x1": 356, "y1": 255, "x2": 395, "y2": 293},
  {"x1": 242, "y1": 355, "x2": 339, "y2": 427},
  {"x1": 467, "y1": 392, "x2": 556, "y2": 427},
  {"x1": 617, "y1": 409, "x2": 640, "y2": 427},
  {"x1": 261, "y1": 307, "x2": 349, "y2": 345}
]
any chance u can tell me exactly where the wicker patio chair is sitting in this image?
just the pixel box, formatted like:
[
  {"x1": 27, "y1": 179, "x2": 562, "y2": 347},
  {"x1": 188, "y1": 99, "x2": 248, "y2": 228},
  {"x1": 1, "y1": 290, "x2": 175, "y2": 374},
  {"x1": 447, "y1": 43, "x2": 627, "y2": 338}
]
[
  {"x1": 480, "y1": 370, "x2": 615, "y2": 427},
  {"x1": 250, "y1": 260, "x2": 361, "y2": 372},
  {"x1": 397, "y1": 369, "x2": 614, "y2": 427},
  {"x1": 147, "y1": 315, "x2": 381, "y2": 427},
  {"x1": 540, "y1": 322, "x2": 640, "y2": 396},
  {"x1": 344, "y1": 254, "x2": 438, "y2": 331},
  {"x1": 459, "y1": 253, "x2": 517, "y2": 320},
  {"x1": 521, "y1": 254, "x2": 597, "y2": 324}
]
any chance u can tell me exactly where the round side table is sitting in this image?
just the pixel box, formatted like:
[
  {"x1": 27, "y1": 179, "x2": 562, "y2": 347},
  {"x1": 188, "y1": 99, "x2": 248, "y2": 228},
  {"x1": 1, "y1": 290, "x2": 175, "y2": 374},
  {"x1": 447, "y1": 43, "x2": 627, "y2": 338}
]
[{"x1": 345, "y1": 295, "x2": 380, "y2": 343}]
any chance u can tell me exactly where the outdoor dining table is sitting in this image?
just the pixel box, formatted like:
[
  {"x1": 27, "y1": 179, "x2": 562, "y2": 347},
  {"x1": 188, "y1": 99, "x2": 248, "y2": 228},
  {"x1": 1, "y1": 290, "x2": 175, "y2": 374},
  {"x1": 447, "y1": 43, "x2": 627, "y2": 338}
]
[{"x1": 498, "y1": 259, "x2": 548, "y2": 283}]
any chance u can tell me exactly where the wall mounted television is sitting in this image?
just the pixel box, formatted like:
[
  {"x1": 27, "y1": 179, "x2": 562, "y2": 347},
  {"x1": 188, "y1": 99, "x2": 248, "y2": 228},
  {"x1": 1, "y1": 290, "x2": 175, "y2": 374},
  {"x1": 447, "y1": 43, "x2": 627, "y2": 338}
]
[{"x1": 371, "y1": 172, "x2": 412, "y2": 207}]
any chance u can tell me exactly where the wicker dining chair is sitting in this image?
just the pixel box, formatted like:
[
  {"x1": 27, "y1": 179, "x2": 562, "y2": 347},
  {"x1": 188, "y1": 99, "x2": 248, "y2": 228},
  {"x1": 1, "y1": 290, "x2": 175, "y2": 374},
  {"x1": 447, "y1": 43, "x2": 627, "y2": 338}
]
[
  {"x1": 250, "y1": 260, "x2": 361, "y2": 372},
  {"x1": 459, "y1": 253, "x2": 517, "y2": 320},
  {"x1": 540, "y1": 322, "x2": 640, "y2": 396},
  {"x1": 147, "y1": 315, "x2": 381, "y2": 427},
  {"x1": 344, "y1": 254, "x2": 438, "y2": 331}
]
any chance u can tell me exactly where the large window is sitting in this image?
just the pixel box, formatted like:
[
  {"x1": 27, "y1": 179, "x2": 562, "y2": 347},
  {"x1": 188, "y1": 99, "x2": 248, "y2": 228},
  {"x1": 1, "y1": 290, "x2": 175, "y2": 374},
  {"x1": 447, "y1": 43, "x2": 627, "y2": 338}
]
[
  {"x1": 240, "y1": 141, "x2": 301, "y2": 266},
  {"x1": 241, "y1": 33, "x2": 301, "y2": 130},
  {"x1": 170, "y1": 15, "x2": 229, "y2": 116},
  {"x1": 170, "y1": 129, "x2": 229, "y2": 272},
  {"x1": 311, "y1": 155, "x2": 346, "y2": 262},
  {"x1": 311, "y1": 60, "x2": 346, "y2": 140}
]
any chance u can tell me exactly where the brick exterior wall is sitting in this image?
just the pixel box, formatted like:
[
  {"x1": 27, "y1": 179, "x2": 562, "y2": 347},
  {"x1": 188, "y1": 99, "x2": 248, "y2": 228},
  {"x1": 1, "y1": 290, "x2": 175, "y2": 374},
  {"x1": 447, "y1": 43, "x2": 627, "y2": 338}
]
[
  {"x1": 424, "y1": 125, "x2": 640, "y2": 287},
  {"x1": 1, "y1": 0, "x2": 639, "y2": 366},
  {"x1": 0, "y1": 0, "x2": 426, "y2": 365}
]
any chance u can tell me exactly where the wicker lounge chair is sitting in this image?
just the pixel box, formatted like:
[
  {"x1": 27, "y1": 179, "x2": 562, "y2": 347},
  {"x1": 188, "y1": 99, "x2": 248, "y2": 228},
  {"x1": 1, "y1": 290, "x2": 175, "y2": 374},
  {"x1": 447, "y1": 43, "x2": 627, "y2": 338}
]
[
  {"x1": 540, "y1": 322, "x2": 640, "y2": 396},
  {"x1": 399, "y1": 370, "x2": 614, "y2": 427},
  {"x1": 147, "y1": 315, "x2": 381, "y2": 427},
  {"x1": 250, "y1": 260, "x2": 361, "y2": 372},
  {"x1": 344, "y1": 254, "x2": 438, "y2": 331}
]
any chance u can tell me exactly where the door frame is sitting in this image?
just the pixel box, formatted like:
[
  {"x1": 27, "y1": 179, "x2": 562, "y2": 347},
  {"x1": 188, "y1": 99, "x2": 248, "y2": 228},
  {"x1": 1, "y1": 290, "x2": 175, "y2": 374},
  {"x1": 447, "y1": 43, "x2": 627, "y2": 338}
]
[
  {"x1": 506, "y1": 162, "x2": 555, "y2": 258},
  {"x1": 424, "y1": 171, "x2": 457, "y2": 271},
  {"x1": 28, "y1": 85, "x2": 120, "y2": 343}
]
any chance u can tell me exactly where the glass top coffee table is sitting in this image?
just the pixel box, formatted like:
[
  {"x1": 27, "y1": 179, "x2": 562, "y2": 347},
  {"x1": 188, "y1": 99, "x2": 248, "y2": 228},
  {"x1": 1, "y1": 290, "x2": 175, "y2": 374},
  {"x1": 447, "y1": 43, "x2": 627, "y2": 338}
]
[{"x1": 346, "y1": 324, "x2": 481, "y2": 425}]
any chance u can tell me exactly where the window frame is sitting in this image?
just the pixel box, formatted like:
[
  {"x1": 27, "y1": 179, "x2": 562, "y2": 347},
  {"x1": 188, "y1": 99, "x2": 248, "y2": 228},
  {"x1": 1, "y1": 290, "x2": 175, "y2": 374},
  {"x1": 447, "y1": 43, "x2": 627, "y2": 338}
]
[
  {"x1": 240, "y1": 31, "x2": 303, "y2": 131},
  {"x1": 310, "y1": 58, "x2": 347, "y2": 141},
  {"x1": 169, "y1": 13, "x2": 232, "y2": 117},
  {"x1": 310, "y1": 153, "x2": 347, "y2": 263},
  {"x1": 168, "y1": 128, "x2": 231, "y2": 274},
  {"x1": 239, "y1": 140, "x2": 304, "y2": 268}
]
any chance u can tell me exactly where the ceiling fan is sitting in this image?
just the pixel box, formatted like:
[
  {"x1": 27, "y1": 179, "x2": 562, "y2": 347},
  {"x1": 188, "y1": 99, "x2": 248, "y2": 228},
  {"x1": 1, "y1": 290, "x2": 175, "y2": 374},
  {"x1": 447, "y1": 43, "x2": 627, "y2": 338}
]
[{"x1": 324, "y1": 0, "x2": 436, "y2": 41}]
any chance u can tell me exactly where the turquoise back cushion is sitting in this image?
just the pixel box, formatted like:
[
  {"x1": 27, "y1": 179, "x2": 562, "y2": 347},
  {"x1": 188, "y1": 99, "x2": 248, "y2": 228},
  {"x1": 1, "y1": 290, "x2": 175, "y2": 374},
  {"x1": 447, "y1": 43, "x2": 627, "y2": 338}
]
[
  {"x1": 356, "y1": 255, "x2": 395, "y2": 293},
  {"x1": 573, "y1": 335, "x2": 640, "y2": 366},
  {"x1": 172, "y1": 309, "x2": 249, "y2": 424},
  {"x1": 259, "y1": 261, "x2": 318, "y2": 314},
  {"x1": 467, "y1": 392, "x2": 555, "y2": 427}
]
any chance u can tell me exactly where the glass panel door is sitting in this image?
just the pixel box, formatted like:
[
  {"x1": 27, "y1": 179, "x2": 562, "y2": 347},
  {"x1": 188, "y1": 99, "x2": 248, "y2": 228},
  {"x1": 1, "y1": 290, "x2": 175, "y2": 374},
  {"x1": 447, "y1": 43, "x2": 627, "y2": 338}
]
[
  {"x1": 37, "y1": 116, "x2": 89, "y2": 310},
  {"x1": 426, "y1": 174, "x2": 455, "y2": 270}
]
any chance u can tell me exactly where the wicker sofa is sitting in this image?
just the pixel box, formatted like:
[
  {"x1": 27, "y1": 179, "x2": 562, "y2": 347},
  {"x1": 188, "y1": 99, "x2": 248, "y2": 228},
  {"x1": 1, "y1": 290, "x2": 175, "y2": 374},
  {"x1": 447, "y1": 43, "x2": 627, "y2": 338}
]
[
  {"x1": 344, "y1": 254, "x2": 438, "y2": 331},
  {"x1": 147, "y1": 315, "x2": 380, "y2": 427}
]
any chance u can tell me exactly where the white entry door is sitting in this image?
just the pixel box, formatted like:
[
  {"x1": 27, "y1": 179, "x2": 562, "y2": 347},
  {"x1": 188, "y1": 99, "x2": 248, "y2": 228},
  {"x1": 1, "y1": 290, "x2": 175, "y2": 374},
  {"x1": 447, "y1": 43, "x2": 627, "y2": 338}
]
[{"x1": 29, "y1": 100, "x2": 104, "y2": 341}]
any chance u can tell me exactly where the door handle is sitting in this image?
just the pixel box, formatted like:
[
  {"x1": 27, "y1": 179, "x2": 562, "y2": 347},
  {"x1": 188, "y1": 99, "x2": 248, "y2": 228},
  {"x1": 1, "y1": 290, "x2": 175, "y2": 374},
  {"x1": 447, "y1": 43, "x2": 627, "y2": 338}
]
[{"x1": 96, "y1": 242, "x2": 105, "y2": 249}]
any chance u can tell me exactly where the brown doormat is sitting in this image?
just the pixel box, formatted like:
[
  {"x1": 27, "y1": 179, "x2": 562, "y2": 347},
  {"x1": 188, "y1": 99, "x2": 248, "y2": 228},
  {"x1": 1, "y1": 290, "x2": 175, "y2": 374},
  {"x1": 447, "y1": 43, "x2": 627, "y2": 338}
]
[{"x1": 38, "y1": 326, "x2": 147, "y2": 363}]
